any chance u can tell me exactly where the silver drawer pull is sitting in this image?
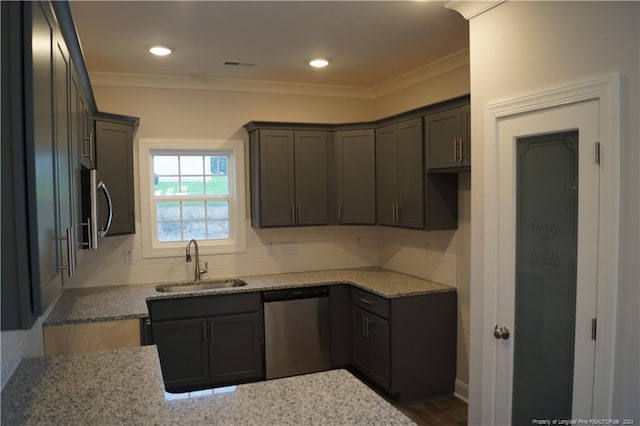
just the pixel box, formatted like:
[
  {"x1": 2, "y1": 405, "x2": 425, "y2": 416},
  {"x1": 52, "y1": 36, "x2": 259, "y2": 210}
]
[{"x1": 359, "y1": 298, "x2": 373, "y2": 305}]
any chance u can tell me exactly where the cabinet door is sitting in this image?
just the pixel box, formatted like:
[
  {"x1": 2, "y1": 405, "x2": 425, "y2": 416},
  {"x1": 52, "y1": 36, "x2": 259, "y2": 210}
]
[
  {"x1": 375, "y1": 125, "x2": 398, "y2": 226},
  {"x1": 352, "y1": 306, "x2": 390, "y2": 390},
  {"x1": 257, "y1": 130, "x2": 295, "y2": 227},
  {"x1": 425, "y1": 107, "x2": 462, "y2": 169},
  {"x1": 397, "y1": 118, "x2": 424, "y2": 229},
  {"x1": 334, "y1": 129, "x2": 376, "y2": 224},
  {"x1": 79, "y1": 93, "x2": 94, "y2": 168},
  {"x1": 152, "y1": 318, "x2": 210, "y2": 392},
  {"x1": 95, "y1": 120, "x2": 135, "y2": 235},
  {"x1": 54, "y1": 33, "x2": 75, "y2": 281},
  {"x1": 30, "y1": 1, "x2": 62, "y2": 312},
  {"x1": 294, "y1": 131, "x2": 328, "y2": 225},
  {"x1": 209, "y1": 313, "x2": 264, "y2": 386}
]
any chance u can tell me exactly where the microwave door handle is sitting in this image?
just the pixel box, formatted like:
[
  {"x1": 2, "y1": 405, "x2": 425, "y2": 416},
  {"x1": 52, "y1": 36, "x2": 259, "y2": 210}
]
[
  {"x1": 89, "y1": 170, "x2": 99, "y2": 249},
  {"x1": 97, "y1": 181, "x2": 113, "y2": 238}
]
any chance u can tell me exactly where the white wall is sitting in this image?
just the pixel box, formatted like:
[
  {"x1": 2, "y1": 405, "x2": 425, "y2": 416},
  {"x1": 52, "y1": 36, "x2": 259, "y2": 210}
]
[{"x1": 467, "y1": 2, "x2": 639, "y2": 423}]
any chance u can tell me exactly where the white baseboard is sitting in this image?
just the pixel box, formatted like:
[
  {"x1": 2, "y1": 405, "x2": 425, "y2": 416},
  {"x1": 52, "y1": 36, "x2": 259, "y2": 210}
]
[{"x1": 454, "y1": 379, "x2": 469, "y2": 403}]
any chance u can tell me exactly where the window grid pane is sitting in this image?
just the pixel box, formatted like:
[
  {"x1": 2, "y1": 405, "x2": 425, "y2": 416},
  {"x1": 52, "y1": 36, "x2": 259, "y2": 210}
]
[{"x1": 153, "y1": 153, "x2": 233, "y2": 243}]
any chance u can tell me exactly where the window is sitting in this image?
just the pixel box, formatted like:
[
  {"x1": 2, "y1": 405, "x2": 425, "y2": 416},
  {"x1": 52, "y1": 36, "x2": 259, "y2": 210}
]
[{"x1": 139, "y1": 139, "x2": 247, "y2": 258}]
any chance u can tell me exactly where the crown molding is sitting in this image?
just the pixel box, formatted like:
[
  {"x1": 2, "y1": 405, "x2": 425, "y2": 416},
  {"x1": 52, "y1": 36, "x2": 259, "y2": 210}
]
[
  {"x1": 89, "y1": 48, "x2": 470, "y2": 100},
  {"x1": 89, "y1": 72, "x2": 375, "y2": 99},
  {"x1": 371, "y1": 48, "x2": 469, "y2": 98},
  {"x1": 445, "y1": 0, "x2": 506, "y2": 20}
]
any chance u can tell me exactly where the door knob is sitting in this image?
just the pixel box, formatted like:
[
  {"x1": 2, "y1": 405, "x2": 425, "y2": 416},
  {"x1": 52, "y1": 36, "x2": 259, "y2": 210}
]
[{"x1": 494, "y1": 325, "x2": 510, "y2": 340}]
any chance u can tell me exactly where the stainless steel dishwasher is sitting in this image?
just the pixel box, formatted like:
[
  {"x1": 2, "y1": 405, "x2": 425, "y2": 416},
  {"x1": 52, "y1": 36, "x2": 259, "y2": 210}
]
[{"x1": 263, "y1": 286, "x2": 330, "y2": 380}]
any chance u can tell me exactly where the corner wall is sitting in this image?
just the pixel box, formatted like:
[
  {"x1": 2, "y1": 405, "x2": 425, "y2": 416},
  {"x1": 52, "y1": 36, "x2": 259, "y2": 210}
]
[{"x1": 467, "y1": 2, "x2": 639, "y2": 422}]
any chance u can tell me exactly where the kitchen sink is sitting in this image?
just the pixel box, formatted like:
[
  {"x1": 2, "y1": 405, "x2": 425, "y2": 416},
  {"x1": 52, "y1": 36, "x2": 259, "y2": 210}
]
[{"x1": 156, "y1": 279, "x2": 248, "y2": 293}]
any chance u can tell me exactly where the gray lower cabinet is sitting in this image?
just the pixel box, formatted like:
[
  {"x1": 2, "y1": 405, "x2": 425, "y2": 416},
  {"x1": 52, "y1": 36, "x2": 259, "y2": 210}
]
[
  {"x1": 147, "y1": 293, "x2": 264, "y2": 393},
  {"x1": 350, "y1": 288, "x2": 457, "y2": 403},
  {"x1": 249, "y1": 129, "x2": 328, "y2": 227},
  {"x1": 334, "y1": 129, "x2": 376, "y2": 224},
  {"x1": 352, "y1": 306, "x2": 390, "y2": 390},
  {"x1": 95, "y1": 120, "x2": 135, "y2": 235},
  {"x1": 376, "y1": 118, "x2": 424, "y2": 229},
  {"x1": 152, "y1": 318, "x2": 211, "y2": 391},
  {"x1": 424, "y1": 104, "x2": 471, "y2": 170}
]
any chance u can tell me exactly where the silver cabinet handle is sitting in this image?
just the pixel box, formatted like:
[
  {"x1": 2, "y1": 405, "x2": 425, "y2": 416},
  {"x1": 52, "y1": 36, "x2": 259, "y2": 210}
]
[
  {"x1": 359, "y1": 298, "x2": 373, "y2": 305},
  {"x1": 57, "y1": 227, "x2": 75, "y2": 277},
  {"x1": 297, "y1": 204, "x2": 301, "y2": 223},
  {"x1": 458, "y1": 138, "x2": 464, "y2": 164},
  {"x1": 453, "y1": 138, "x2": 458, "y2": 162},
  {"x1": 364, "y1": 317, "x2": 371, "y2": 337}
]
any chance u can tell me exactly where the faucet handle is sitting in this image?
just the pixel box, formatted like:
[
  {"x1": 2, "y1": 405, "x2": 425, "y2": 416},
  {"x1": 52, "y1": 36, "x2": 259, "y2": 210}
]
[{"x1": 200, "y1": 262, "x2": 209, "y2": 276}]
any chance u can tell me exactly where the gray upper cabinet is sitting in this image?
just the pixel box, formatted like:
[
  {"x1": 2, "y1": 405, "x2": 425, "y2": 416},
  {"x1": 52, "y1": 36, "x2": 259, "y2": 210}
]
[
  {"x1": 376, "y1": 118, "x2": 424, "y2": 229},
  {"x1": 424, "y1": 103, "x2": 471, "y2": 170},
  {"x1": 334, "y1": 129, "x2": 376, "y2": 225},
  {"x1": 294, "y1": 131, "x2": 328, "y2": 225},
  {"x1": 2, "y1": 1, "x2": 137, "y2": 331},
  {"x1": 249, "y1": 128, "x2": 328, "y2": 227},
  {"x1": 95, "y1": 120, "x2": 135, "y2": 235}
]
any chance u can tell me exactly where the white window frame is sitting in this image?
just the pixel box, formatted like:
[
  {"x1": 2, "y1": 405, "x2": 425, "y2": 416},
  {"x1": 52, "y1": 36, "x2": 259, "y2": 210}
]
[{"x1": 138, "y1": 138, "x2": 247, "y2": 258}]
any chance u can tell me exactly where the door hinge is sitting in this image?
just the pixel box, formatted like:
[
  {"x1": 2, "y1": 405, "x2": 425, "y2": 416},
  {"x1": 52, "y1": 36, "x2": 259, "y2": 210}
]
[
  {"x1": 595, "y1": 142, "x2": 601, "y2": 165},
  {"x1": 591, "y1": 318, "x2": 597, "y2": 340}
]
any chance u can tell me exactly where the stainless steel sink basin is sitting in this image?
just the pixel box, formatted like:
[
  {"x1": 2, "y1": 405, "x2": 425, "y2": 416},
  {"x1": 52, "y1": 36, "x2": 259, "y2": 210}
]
[{"x1": 156, "y1": 279, "x2": 248, "y2": 293}]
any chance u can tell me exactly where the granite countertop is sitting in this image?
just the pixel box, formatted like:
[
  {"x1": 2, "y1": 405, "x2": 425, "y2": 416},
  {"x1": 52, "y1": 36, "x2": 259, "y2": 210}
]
[
  {"x1": 0, "y1": 345, "x2": 414, "y2": 426},
  {"x1": 45, "y1": 267, "x2": 454, "y2": 326}
]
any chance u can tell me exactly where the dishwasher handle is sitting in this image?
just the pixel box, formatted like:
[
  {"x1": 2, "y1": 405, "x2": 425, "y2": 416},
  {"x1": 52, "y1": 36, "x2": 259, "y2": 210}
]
[{"x1": 263, "y1": 286, "x2": 329, "y2": 302}]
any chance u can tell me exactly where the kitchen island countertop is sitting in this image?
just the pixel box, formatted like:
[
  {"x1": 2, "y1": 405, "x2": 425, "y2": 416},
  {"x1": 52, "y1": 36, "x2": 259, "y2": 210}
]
[
  {"x1": 45, "y1": 267, "x2": 454, "y2": 326},
  {"x1": 0, "y1": 345, "x2": 414, "y2": 425}
]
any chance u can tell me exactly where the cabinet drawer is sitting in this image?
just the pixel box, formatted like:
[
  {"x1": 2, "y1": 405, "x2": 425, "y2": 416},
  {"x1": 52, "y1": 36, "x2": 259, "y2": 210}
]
[
  {"x1": 148, "y1": 292, "x2": 262, "y2": 321},
  {"x1": 351, "y1": 288, "x2": 390, "y2": 319}
]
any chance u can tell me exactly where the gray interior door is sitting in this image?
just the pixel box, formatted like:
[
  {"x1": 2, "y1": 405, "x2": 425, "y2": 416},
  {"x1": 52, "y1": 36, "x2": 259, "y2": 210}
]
[{"x1": 512, "y1": 131, "x2": 579, "y2": 424}]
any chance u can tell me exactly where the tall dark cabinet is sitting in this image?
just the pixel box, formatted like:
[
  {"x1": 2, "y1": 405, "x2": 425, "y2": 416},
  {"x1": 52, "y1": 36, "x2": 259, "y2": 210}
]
[
  {"x1": 376, "y1": 118, "x2": 424, "y2": 229},
  {"x1": 334, "y1": 129, "x2": 376, "y2": 225},
  {"x1": 1, "y1": 1, "x2": 137, "y2": 330}
]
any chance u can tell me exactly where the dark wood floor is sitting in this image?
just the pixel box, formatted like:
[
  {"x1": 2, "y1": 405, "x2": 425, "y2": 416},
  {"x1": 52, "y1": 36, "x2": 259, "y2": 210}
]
[{"x1": 390, "y1": 395, "x2": 468, "y2": 426}]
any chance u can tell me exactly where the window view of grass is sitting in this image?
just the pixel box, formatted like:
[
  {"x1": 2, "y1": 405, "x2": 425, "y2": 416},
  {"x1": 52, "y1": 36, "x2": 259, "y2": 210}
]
[
  {"x1": 154, "y1": 176, "x2": 229, "y2": 196},
  {"x1": 152, "y1": 154, "x2": 232, "y2": 242}
]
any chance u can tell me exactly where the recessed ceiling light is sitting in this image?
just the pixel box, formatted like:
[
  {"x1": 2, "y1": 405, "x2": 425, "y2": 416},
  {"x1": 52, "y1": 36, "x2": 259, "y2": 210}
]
[
  {"x1": 149, "y1": 45, "x2": 173, "y2": 56},
  {"x1": 308, "y1": 58, "x2": 330, "y2": 68}
]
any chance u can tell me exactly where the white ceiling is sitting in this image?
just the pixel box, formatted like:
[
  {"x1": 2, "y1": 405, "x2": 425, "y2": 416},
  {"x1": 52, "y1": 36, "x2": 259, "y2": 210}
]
[{"x1": 69, "y1": 1, "x2": 469, "y2": 89}]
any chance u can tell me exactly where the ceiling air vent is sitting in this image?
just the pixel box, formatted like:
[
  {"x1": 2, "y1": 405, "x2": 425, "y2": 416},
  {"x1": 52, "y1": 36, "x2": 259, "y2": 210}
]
[{"x1": 224, "y1": 61, "x2": 257, "y2": 67}]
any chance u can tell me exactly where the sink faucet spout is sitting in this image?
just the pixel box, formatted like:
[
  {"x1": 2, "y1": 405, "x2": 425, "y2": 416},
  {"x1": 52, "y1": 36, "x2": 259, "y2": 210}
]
[{"x1": 185, "y1": 239, "x2": 207, "y2": 281}]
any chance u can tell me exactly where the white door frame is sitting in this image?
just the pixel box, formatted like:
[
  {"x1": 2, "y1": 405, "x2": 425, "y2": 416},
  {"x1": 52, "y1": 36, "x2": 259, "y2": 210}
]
[{"x1": 480, "y1": 74, "x2": 620, "y2": 424}]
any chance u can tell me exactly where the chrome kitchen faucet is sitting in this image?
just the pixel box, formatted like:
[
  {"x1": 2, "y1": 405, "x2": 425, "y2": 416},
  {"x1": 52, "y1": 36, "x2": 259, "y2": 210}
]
[{"x1": 185, "y1": 239, "x2": 208, "y2": 281}]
